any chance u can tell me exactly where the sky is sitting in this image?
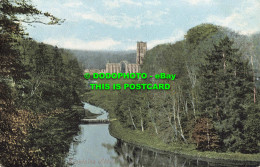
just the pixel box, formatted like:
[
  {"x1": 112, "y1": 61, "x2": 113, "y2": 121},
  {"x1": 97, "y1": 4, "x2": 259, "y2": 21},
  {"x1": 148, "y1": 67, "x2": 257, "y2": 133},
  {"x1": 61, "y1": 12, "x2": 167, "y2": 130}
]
[{"x1": 25, "y1": 0, "x2": 260, "y2": 51}]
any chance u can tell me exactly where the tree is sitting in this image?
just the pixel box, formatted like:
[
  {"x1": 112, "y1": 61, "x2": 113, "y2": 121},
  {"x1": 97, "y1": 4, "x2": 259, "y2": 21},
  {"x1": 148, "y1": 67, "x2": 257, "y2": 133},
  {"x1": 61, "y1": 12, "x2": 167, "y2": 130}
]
[
  {"x1": 240, "y1": 106, "x2": 260, "y2": 153},
  {"x1": 185, "y1": 23, "x2": 220, "y2": 47},
  {"x1": 197, "y1": 36, "x2": 255, "y2": 152},
  {"x1": 0, "y1": 1, "x2": 65, "y2": 166},
  {"x1": 115, "y1": 89, "x2": 138, "y2": 129},
  {"x1": 0, "y1": 0, "x2": 62, "y2": 80},
  {"x1": 53, "y1": 46, "x2": 64, "y2": 76},
  {"x1": 192, "y1": 118, "x2": 219, "y2": 150}
]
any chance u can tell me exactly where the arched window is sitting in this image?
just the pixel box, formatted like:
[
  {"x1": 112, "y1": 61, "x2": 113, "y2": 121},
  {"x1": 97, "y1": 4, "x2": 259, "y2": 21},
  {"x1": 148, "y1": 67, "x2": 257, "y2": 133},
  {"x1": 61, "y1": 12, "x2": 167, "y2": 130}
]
[{"x1": 121, "y1": 62, "x2": 126, "y2": 73}]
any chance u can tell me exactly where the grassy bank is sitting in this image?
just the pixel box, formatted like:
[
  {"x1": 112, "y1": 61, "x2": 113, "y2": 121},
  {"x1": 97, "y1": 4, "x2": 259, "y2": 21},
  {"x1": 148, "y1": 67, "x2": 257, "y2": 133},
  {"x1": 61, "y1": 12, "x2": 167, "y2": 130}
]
[
  {"x1": 84, "y1": 82, "x2": 260, "y2": 163},
  {"x1": 109, "y1": 118, "x2": 260, "y2": 163}
]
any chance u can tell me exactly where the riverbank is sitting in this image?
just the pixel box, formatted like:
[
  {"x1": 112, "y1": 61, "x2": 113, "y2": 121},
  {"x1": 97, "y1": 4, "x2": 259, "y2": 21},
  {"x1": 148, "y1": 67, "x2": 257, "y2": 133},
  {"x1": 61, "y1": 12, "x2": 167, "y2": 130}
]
[
  {"x1": 84, "y1": 89, "x2": 260, "y2": 164},
  {"x1": 109, "y1": 116, "x2": 260, "y2": 164}
]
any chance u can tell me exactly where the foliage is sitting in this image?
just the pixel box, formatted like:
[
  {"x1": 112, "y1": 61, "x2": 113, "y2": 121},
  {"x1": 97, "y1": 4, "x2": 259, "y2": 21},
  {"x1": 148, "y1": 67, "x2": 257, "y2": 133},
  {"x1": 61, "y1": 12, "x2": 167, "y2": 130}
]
[
  {"x1": 0, "y1": 109, "x2": 45, "y2": 166},
  {"x1": 27, "y1": 108, "x2": 83, "y2": 167},
  {"x1": 184, "y1": 23, "x2": 220, "y2": 47},
  {"x1": 87, "y1": 23, "x2": 260, "y2": 155},
  {"x1": 15, "y1": 39, "x2": 86, "y2": 111},
  {"x1": 108, "y1": 114, "x2": 260, "y2": 163},
  {"x1": 0, "y1": 1, "x2": 85, "y2": 166},
  {"x1": 192, "y1": 118, "x2": 219, "y2": 150},
  {"x1": 0, "y1": 108, "x2": 83, "y2": 167},
  {"x1": 197, "y1": 37, "x2": 255, "y2": 152}
]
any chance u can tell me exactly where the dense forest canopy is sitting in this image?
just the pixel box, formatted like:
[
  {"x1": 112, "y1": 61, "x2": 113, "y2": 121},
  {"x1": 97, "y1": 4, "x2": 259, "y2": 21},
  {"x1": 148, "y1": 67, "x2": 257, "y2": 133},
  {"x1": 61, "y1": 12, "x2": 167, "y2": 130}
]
[
  {"x1": 1, "y1": 0, "x2": 260, "y2": 165},
  {"x1": 140, "y1": 24, "x2": 260, "y2": 153},
  {"x1": 0, "y1": 0, "x2": 86, "y2": 166},
  {"x1": 143, "y1": 24, "x2": 260, "y2": 152},
  {"x1": 88, "y1": 23, "x2": 260, "y2": 155}
]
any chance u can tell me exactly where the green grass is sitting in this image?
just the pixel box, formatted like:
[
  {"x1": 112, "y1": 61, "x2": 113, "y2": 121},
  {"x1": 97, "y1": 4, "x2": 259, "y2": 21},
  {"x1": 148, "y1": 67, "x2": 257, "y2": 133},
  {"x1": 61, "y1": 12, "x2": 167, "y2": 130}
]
[
  {"x1": 109, "y1": 118, "x2": 260, "y2": 162},
  {"x1": 86, "y1": 80, "x2": 260, "y2": 163}
]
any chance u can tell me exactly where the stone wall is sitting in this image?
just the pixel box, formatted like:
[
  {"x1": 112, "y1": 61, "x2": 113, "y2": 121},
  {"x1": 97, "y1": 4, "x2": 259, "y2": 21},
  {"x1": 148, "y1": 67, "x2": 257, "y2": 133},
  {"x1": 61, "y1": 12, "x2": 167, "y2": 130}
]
[
  {"x1": 105, "y1": 62, "x2": 140, "y2": 74},
  {"x1": 84, "y1": 69, "x2": 105, "y2": 75},
  {"x1": 105, "y1": 63, "x2": 121, "y2": 73}
]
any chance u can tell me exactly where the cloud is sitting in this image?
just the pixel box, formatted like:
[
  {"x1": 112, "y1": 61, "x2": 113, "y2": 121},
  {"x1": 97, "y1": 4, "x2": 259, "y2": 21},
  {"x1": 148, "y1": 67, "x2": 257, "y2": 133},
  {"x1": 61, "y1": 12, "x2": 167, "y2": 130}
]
[
  {"x1": 206, "y1": 0, "x2": 260, "y2": 35},
  {"x1": 43, "y1": 38, "x2": 121, "y2": 50},
  {"x1": 147, "y1": 30, "x2": 185, "y2": 49},
  {"x1": 123, "y1": 30, "x2": 185, "y2": 50},
  {"x1": 103, "y1": 0, "x2": 161, "y2": 8},
  {"x1": 125, "y1": 45, "x2": 136, "y2": 50},
  {"x1": 104, "y1": 0, "x2": 142, "y2": 8},
  {"x1": 63, "y1": 1, "x2": 83, "y2": 8},
  {"x1": 75, "y1": 12, "x2": 138, "y2": 28},
  {"x1": 104, "y1": 1, "x2": 120, "y2": 8},
  {"x1": 144, "y1": 0, "x2": 161, "y2": 6},
  {"x1": 124, "y1": 31, "x2": 185, "y2": 50},
  {"x1": 121, "y1": 0, "x2": 142, "y2": 6},
  {"x1": 185, "y1": 0, "x2": 212, "y2": 5},
  {"x1": 75, "y1": 9, "x2": 168, "y2": 28}
]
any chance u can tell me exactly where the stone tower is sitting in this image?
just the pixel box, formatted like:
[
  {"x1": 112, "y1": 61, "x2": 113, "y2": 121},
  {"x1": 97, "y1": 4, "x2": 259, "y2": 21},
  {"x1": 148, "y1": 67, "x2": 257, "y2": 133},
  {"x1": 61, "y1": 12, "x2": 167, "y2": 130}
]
[{"x1": 136, "y1": 41, "x2": 147, "y2": 65}]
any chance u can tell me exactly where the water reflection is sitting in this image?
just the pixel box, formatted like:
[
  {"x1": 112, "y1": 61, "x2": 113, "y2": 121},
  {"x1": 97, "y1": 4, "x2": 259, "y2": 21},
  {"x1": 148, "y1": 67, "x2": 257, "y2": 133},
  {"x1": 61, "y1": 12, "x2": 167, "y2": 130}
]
[
  {"x1": 66, "y1": 124, "x2": 119, "y2": 167},
  {"x1": 66, "y1": 124, "x2": 260, "y2": 167},
  {"x1": 107, "y1": 140, "x2": 260, "y2": 167},
  {"x1": 65, "y1": 103, "x2": 260, "y2": 167}
]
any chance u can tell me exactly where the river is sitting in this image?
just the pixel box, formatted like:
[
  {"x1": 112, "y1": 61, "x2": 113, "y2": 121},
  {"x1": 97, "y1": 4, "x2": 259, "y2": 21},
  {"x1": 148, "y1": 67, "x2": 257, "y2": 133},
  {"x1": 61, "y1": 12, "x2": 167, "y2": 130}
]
[{"x1": 65, "y1": 103, "x2": 260, "y2": 167}]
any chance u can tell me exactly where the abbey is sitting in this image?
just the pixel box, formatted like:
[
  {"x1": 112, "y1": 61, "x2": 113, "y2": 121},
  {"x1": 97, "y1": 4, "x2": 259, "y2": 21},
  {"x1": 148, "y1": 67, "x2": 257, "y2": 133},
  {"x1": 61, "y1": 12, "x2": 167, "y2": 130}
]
[{"x1": 85, "y1": 41, "x2": 147, "y2": 74}]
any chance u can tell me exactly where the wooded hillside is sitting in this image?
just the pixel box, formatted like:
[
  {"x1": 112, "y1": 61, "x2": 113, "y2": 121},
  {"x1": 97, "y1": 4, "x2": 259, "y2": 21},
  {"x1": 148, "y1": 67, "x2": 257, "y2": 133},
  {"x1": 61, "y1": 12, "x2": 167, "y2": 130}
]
[{"x1": 89, "y1": 24, "x2": 260, "y2": 154}]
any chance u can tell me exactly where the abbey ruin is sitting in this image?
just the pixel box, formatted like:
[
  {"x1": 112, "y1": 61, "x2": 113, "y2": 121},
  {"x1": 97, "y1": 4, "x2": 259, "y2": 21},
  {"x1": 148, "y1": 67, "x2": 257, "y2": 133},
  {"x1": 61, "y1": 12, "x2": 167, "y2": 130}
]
[{"x1": 84, "y1": 42, "x2": 147, "y2": 74}]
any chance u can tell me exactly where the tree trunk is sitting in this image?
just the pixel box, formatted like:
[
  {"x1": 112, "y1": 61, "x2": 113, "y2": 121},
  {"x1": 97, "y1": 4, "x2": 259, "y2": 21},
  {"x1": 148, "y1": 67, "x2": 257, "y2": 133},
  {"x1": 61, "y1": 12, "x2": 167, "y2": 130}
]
[
  {"x1": 177, "y1": 99, "x2": 187, "y2": 144},
  {"x1": 147, "y1": 102, "x2": 158, "y2": 134},
  {"x1": 150, "y1": 109, "x2": 158, "y2": 134},
  {"x1": 164, "y1": 106, "x2": 177, "y2": 140},
  {"x1": 206, "y1": 120, "x2": 210, "y2": 149},
  {"x1": 139, "y1": 107, "x2": 144, "y2": 132},
  {"x1": 186, "y1": 63, "x2": 197, "y2": 118},
  {"x1": 185, "y1": 100, "x2": 188, "y2": 115},
  {"x1": 129, "y1": 107, "x2": 136, "y2": 130},
  {"x1": 191, "y1": 96, "x2": 196, "y2": 118},
  {"x1": 172, "y1": 99, "x2": 178, "y2": 140}
]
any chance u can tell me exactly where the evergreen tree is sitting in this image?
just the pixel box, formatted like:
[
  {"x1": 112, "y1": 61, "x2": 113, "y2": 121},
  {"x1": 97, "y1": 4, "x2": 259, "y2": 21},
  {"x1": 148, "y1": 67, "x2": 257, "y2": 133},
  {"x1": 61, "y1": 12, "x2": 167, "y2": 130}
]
[
  {"x1": 0, "y1": 0, "x2": 62, "y2": 80},
  {"x1": 240, "y1": 105, "x2": 260, "y2": 153},
  {"x1": 197, "y1": 36, "x2": 255, "y2": 152},
  {"x1": 53, "y1": 46, "x2": 64, "y2": 77}
]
